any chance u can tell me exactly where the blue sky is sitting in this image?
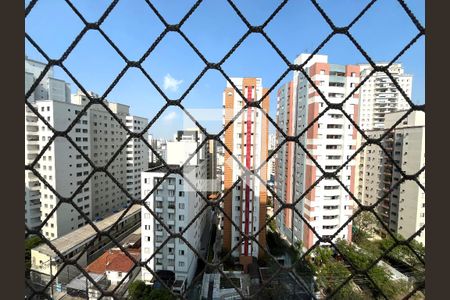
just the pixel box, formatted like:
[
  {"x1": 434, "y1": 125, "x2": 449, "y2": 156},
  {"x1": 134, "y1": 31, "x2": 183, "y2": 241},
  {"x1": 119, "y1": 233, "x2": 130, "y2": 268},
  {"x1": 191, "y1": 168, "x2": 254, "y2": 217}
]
[{"x1": 25, "y1": 0, "x2": 425, "y2": 139}]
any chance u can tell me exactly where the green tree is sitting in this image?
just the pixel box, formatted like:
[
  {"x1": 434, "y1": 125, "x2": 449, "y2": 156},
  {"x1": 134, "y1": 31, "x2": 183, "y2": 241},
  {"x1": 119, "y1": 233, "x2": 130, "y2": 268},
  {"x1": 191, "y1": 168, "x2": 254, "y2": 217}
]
[
  {"x1": 148, "y1": 288, "x2": 176, "y2": 300},
  {"x1": 25, "y1": 235, "x2": 42, "y2": 278},
  {"x1": 128, "y1": 280, "x2": 154, "y2": 300},
  {"x1": 352, "y1": 211, "x2": 378, "y2": 243}
]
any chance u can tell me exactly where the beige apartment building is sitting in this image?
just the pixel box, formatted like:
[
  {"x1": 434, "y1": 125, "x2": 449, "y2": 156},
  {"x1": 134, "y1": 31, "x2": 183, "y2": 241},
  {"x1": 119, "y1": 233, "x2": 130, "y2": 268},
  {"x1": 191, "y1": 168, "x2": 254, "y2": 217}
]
[{"x1": 357, "y1": 111, "x2": 425, "y2": 244}]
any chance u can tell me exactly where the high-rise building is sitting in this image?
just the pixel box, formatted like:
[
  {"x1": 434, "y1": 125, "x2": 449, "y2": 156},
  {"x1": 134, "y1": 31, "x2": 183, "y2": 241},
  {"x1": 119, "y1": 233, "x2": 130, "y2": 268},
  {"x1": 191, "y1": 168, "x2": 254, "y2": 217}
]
[
  {"x1": 25, "y1": 57, "x2": 72, "y2": 231},
  {"x1": 25, "y1": 58, "x2": 149, "y2": 239},
  {"x1": 221, "y1": 77, "x2": 269, "y2": 268},
  {"x1": 274, "y1": 81, "x2": 295, "y2": 240},
  {"x1": 354, "y1": 64, "x2": 413, "y2": 204},
  {"x1": 275, "y1": 54, "x2": 359, "y2": 249},
  {"x1": 268, "y1": 133, "x2": 277, "y2": 151},
  {"x1": 141, "y1": 130, "x2": 210, "y2": 292},
  {"x1": 358, "y1": 63, "x2": 412, "y2": 131},
  {"x1": 25, "y1": 56, "x2": 71, "y2": 103},
  {"x1": 206, "y1": 139, "x2": 219, "y2": 193},
  {"x1": 25, "y1": 106, "x2": 43, "y2": 230},
  {"x1": 357, "y1": 111, "x2": 425, "y2": 244},
  {"x1": 125, "y1": 116, "x2": 149, "y2": 199}
]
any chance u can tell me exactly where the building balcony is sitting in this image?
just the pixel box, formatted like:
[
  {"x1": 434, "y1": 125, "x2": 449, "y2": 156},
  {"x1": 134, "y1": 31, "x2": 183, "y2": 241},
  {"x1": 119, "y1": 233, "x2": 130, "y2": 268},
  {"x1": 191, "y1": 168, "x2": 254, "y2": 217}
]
[
  {"x1": 167, "y1": 254, "x2": 175, "y2": 260},
  {"x1": 29, "y1": 182, "x2": 41, "y2": 191},
  {"x1": 321, "y1": 218, "x2": 340, "y2": 226},
  {"x1": 27, "y1": 153, "x2": 38, "y2": 161},
  {"x1": 155, "y1": 230, "x2": 163, "y2": 236},
  {"x1": 26, "y1": 115, "x2": 39, "y2": 123},
  {"x1": 29, "y1": 199, "x2": 41, "y2": 208},
  {"x1": 167, "y1": 266, "x2": 175, "y2": 271},
  {"x1": 167, "y1": 208, "x2": 175, "y2": 214},
  {"x1": 26, "y1": 125, "x2": 39, "y2": 132},
  {"x1": 167, "y1": 196, "x2": 175, "y2": 202},
  {"x1": 26, "y1": 136, "x2": 40, "y2": 144},
  {"x1": 167, "y1": 184, "x2": 175, "y2": 190},
  {"x1": 27, "y1": 189, "x2": 40, "y2": 198},
  {"x1": 155, "y1": 207, "x2": 163, "y2": 213},
  {"x1": 27, "y1": 144, "x2": 39, "y2": 152},
  {"x1": 167, "y1": 220, "x2": 175, "y2": 226}
]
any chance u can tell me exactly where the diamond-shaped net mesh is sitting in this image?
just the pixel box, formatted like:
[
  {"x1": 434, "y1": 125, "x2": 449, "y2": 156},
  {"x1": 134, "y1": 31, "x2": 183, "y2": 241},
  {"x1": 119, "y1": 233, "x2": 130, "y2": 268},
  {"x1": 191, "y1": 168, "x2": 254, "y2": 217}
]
[{"x1": 25, "y1": 0, "x2": 425, "y2": 299}]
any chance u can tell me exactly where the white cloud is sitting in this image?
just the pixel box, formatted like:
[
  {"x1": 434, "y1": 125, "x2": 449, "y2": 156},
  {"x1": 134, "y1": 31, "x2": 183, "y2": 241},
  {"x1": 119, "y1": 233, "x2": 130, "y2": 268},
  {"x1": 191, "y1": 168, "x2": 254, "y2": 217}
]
[
  {"x1": 163, "y1": 111, "x2": 177, "y2": 122},
  {"x1": 163, "y1": 74, "x2": 183, "y2": 92}
]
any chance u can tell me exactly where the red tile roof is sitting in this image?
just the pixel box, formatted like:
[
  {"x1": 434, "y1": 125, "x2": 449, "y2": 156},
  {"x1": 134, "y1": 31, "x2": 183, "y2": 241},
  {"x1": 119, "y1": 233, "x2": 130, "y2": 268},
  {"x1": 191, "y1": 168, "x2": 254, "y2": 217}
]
[{"x1": 86, "y1": 248, "x2": 140, "y2": 274}]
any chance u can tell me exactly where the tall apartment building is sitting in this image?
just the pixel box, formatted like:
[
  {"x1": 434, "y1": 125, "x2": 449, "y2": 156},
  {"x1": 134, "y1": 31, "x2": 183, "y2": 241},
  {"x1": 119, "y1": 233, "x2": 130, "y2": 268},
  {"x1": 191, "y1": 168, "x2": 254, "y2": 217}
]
[
  {"x1": 25, "y1": 58, "x2": 149, "y2": 239},
  {"x1": 25, "y1": 57, "x2": 72, "y2": 230},
  {"x1": 25, "y1": 107, "x2": 43, "y2": 230},
  {"x1": 268, "y1": 133, "x2": 277, "y2": 151},
  {"x1": 207, "y1": 139, "x2": 219, "y2": 193},
  {"x1": 25, "y1": 56, "x2": 71, "y2": 103},
  {"x1": 358, "y1": 111, "x2": 425, "y2": 245},
  {"x1": 275, "y1": 54, "x2": 359, "y2": 249},
  {"x1": 125, "y1": 116, "x2": 149, "y2": 199},
  {"x1": 221, "y1": 77, "x2": 269, "y2": 268},
  {"x1": 358, "y1": 63, "x2": 412, "y2": 131},
  {"x1": 274, "y1": 81, "x2": 295, "y2": 240},
  {"x1": 141, "y1": 130, "x2": 209, "y2": 292},
  {"x1": 355, "y1": 63, "x2": 413, "y2": 203},
  {"x1": 148, "y1": 135, "x2": 168, "y2": 165}
]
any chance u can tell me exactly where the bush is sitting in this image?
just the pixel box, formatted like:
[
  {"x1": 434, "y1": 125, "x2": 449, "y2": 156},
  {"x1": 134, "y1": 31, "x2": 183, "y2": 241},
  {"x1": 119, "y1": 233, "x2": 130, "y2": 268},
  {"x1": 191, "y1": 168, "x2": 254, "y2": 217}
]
[
  {"x1": 128, "y1": 280, "x2": 176, "y2": 300},
  {"x1": 128, "y1": 280, "x2": 151, "y2": 300}
]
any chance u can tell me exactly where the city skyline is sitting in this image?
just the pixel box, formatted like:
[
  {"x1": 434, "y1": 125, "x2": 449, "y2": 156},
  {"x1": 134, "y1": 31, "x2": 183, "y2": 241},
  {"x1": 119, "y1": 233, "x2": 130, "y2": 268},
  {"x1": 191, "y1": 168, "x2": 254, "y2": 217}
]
[
  {"x1": 25, "y1": 0, "x2": 425, "y2": 139},
  {"x1": 25, "y1": 2, "x2": 425, "y2": 299}
]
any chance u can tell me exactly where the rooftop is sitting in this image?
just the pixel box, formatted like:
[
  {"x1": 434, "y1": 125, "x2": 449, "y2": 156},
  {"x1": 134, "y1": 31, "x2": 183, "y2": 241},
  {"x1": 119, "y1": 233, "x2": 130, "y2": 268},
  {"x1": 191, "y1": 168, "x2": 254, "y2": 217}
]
[
  {"x1": 86, "y1": 248, "x2": 141, "y2": 274},
  {"x1": 146, "y1": 164, "x2": 180, "y2": 173},
  {"x1": 33, "y1": 205, "x2": 141, "y2": 257},
  {"x1": 119, "y1": 227, "x2": 141, "y2": 248}
]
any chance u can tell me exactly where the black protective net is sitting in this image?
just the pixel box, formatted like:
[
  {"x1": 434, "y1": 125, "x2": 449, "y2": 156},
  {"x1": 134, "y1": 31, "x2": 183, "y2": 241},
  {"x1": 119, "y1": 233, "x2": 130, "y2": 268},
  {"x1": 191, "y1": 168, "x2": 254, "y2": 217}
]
[{"x1": 25, "y1": 0, "x2": 425, "y2": 299}]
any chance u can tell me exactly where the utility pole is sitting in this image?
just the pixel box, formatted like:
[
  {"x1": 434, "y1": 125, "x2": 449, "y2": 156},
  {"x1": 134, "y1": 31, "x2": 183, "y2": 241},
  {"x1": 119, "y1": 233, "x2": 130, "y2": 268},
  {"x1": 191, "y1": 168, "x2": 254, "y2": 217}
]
[{"x1": 45, "y1": 259, "x2": 54, "y2": 299}]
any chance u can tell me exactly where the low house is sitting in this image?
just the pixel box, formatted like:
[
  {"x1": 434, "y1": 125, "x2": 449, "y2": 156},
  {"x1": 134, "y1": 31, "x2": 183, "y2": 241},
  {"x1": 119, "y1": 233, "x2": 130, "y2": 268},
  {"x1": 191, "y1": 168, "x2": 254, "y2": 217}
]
[{"x1": 86, "y1": 248, "x2": 141, "y2": 286}]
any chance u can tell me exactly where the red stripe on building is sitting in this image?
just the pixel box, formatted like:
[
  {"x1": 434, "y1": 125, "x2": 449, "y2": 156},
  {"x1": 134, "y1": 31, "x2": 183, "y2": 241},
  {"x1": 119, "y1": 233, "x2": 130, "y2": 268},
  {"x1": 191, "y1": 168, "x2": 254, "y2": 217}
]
[{"x1": 244, "y1": 86, "x2": 253, "y2": 256}]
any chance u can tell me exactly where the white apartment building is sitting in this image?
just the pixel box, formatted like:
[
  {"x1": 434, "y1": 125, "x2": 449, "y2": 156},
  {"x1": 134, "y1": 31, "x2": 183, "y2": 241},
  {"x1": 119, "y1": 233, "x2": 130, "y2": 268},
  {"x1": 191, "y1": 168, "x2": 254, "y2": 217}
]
[
  {"x1": 125, "y1": 116, "x2": 149, "y2": 199},
  {"x1": 25, "y1": 57, "x2": 75, "y2": 231},
  {"x1": 25, "y1": 56, "x2": 71, "y2": 103},
  {"x1": 25, "y1": 106, "x2": 44, "y2": 230},
  {"x1": 221, "y1": 77, "x2": 269, "y2": 268},
  {"x1": 141, "y1": 130, "x2": 210, "y2": 292},
  {"x1": 358, "y1": 111, "x2": 425, "y2": 245},
  {"x1": 148, "y1": 135, "x2": 168, "y2": 164},
  {"x1": 25, "y1": 58, "x2": 149, "y2": 239},
  {"x1": 275, "y1": 54, "x2": 359, "y2": 249},
  {"x1": 268, "y1": 133, "x2": 277, "y2": 151},
  {"x1": 358, "y1": 63, "x2": 412, "y2": 131}
]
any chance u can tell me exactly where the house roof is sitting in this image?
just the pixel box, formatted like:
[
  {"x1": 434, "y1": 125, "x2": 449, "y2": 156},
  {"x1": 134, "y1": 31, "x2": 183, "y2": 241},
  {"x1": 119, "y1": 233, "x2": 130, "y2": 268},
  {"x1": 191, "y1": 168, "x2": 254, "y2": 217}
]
[{"x1": 86, "y1": 248, "x2": 141, "y2": 274}]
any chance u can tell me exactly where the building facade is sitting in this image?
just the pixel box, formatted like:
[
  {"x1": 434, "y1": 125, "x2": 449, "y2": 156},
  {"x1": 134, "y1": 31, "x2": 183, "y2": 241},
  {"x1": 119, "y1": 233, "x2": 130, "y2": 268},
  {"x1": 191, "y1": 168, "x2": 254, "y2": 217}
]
[
  {"x1": 358, "y1": 111, "x2": 425, "y2": 244},
  {"x1": 25, "y1": 58, "x2": 149, "y2": 239},
  {"x1": 275, "y1": 54, "x2": 359, "y2": 249},
  {"x1": 221, "y1": 77, "x2": 269, "y2": 267},
  {"x1": 125, "y1": 116, "x2": 149, "y2": 199},
  {"x1": 274, "y1": 81, "x2": 296, "y2": 242},
  {"x1": 141, "y1": 130, "x2": 210, "y2": 289},
  {"x1": 358, "y1": 63, "x2": 412, "y2": 131}
]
